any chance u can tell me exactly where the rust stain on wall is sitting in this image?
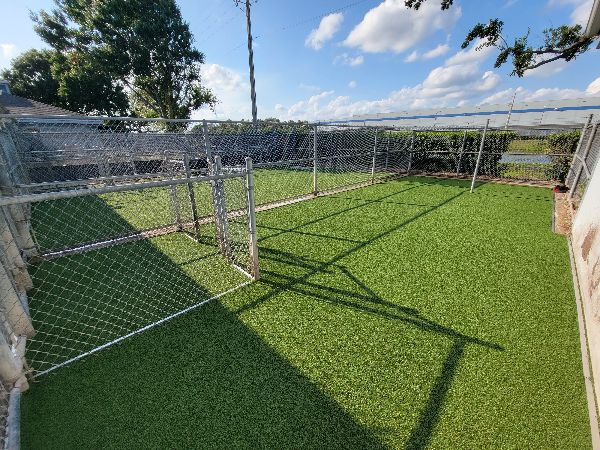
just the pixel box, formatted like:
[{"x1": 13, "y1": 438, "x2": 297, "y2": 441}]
[{"x1": 582, "y1": 226, "x2": 598, "y2": 262}]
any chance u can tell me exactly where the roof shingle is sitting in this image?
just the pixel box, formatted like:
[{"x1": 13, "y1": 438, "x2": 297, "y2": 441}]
[{"x1": 0, "y1": 94, "x2": 79, "y2": 117}]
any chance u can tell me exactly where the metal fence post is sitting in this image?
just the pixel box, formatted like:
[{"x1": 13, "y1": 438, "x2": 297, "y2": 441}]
[
  {"x1": 456, "y1": 130, "x2": 468, "y2": 175},
  {"x1": 371, "y1": 128, "x2": 378, "y2": 183},
  {"x1": 5, "y1": 386, "x2": 21, "y2": 450},
  {"x1": 165, "y1": 153, "x2": 182, "y2": 230},
  {"x1": 470, "y1": 119, "x2": 490, "y2": 193},
  {"x1": 245, "y1": 157, "x2": 260, "y2": 280},
  {"x1": 385, "y1": 130, "x2": 391, "y2": 171},
  {"x1": 183, "y1": 154, "x2": 200, "y2": 238},
  {"x1": 407, "y1": 130, "x2": 416, "y2": 174},
  {"x1": 569, "y1": 122, "x2": 598, "y2": 199},
  {"x1": 212, "y1": 155, "x2": 231, "y2": 259},
  {"x1": 313, "y1": 124, "x2": 318, "y2": 195},
  {"x1": 566, "y1": 114, "x2": 593, "y2": 187},
  {"x1": 202, "y1": 120, "x2": 213, "y2": 174}
]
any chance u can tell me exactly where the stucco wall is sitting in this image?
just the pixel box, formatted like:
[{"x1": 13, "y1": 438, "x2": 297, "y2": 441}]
[{"x1": 572, "y1": 155, "x2": 600, "y2": 404}]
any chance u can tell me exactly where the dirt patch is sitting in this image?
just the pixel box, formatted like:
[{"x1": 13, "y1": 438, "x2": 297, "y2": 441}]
[{"x1": 554, "y1": 192, "x2": 573, "y2": 235}]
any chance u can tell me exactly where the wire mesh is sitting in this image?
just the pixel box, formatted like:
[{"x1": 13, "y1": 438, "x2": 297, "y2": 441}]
[
  {"x1": 568, "y1": 120, "x2": 600, "y2": 208},
  {"x1": 0, "y1": 173, "x2": 253, "y2": 375},
  {"x1": 0, "y1": 114, "x2": 587, "y2": 378},
  {"x1": 10, "y1": 118, "x2": 208, "y2": 189},
  {"x1": 0, "y1": 382, "x2": 7, "y2": 448}
]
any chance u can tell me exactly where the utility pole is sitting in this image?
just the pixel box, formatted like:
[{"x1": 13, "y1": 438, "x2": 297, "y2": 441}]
[
  {"x1": 245, "y1": 0, "x2": 258, "y2": 125},
  {"x1": 505, "y1": 91, "x2": 517, "y2": 130}
]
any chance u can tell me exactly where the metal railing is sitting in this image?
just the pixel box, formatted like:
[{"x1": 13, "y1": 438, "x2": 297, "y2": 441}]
[{"x1": 567, "y1": 117, "x2": 600, "y2": 207}]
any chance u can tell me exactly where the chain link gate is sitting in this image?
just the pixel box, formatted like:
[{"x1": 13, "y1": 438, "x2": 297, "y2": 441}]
[{"x1": 0, "y1": 117, "x2": 260, "y2": 380}]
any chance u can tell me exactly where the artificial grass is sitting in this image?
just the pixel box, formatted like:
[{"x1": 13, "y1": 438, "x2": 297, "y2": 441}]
[
  {"x1": 21, "y1": 177, "x2": 590, "y2": 449},
  {"x1": 30, "y1": 169, "x2": 371, "y2": 252}
]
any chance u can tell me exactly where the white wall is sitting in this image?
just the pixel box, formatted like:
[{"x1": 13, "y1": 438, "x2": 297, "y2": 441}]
[{"x1": 572, "y1": 155, "x2": 600, "y2": 404}]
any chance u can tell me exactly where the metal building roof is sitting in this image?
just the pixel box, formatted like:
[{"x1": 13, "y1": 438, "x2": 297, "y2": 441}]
[{"x1": 322, "y1": 97, "x2": 600, "y2": 129}]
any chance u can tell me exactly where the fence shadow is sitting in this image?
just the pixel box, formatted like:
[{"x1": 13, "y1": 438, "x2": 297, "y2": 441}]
[
  {"x1": 22, "y1": 192, "x2": 387, "y2": 449},
  {"x1": 241, "y1": 179, "x2": 503, "y2": 448}
]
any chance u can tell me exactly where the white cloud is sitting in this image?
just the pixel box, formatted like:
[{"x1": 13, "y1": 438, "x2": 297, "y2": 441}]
[
  {"x1": 445, "y1": 41, "x2": 494, "y2": 66},
  {"x1": 423, "y1": 63, "x2": 480, "y2": 89},
  {"x1": 344, "y1": 0, "x2": 461, "y2": 54},
  {"x1": 194, "y1": 64, "x2": 250, "y2": 120},
  {"x1": 298, "y1": 83, "x2": 321, "y2": 92},
  {"x1": 305, "y1": 13, "x2": 344, "y2": 50},
  {"x1": 479, "y1": 83, "x2": 596, "y2": 105},
  {"x1": 524, "y1": 59, "x2": 567, "y2": 77},
  {"x1": 334, "y1": 53, "x2": 365, "y2": 66},
  {"x1": 348, "y1": 80, "x2": 357, "y2": 88},
  {"x1": 523, "y1": 87, "x2": 586, "y2": 101},
  {"x1": 571, "y1": 0, "x2": 593, "y2": 25},
  {"x1": 405, "y1": 44, "x2": 450, "y2": 62},
  {"x1": 587, "y1": 76, "x2": 600, "y2": 95},
  {"x1": 277, "y1": 40, "x2": 508, "y2": 121},
  {"x1": 423, "y1": 44, "x2": 450, "y2": 59},
  {"x1": 404, "y1": 51, "x2": 419, "y2": 62},
  {"x1": 547, "y1": 0, "x2": 593, "y2": 25},
  {"x1": 0, "y1": 43, "x2": 16, "y2": 59}
]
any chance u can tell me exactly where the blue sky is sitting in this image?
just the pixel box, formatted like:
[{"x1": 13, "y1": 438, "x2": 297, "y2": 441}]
[{"x1": 0, "y1": 0, "x2": 598, "y2": 120}]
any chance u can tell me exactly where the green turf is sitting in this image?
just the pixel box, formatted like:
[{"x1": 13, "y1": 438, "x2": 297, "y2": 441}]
[
  {"x1": 499, "y1": 162, "x2": 549, "y2": 181},
  {"x1": 21, "y1": 177, "x2": 590, "y2": 449},
  {"x1": 507, "y1": 139, "x2": 548, "y2": 154},
  {"x1": 30, "y1": 169, "x2": 370, "y2": 252}
]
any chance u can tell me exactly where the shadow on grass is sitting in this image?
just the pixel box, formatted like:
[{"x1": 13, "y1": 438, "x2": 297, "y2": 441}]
[
  {"x1": 24, "y1": 177, "x2": 504, "y2": 449},
  {"x1": 24, "y1": 192, "x2": 387, "y2": 449},
  {"x1": 247, "y1": 178, "x2": 503, "y2": 449}
]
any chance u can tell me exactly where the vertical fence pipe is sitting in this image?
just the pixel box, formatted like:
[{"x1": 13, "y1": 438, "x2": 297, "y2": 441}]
[
  {"x1": 566, "y1": 114, "x2": 593, "y2": 187},
  {"x1": 470, "y1": 119, "x2": 490, "y2": 193},
  {"x1": 407, "y1": 130, "x2": 416, "y2": 174},
  {"x1": 569, "y1": 122, "x2": 598, "y2": 199},
  {"x1": 5, "y1": 387, "x2": 21, "y2": 450},
  {"x1": 385, "y1": 130, "x2": 391, "y2": 171},
  {"x1": 202, "y1": 120, "x2": 213, "y2": 174},
  {"x1": 165, "y1": 153, "x2": 182, "y2": 230},
  {"x1": 245, "y1": 157, "x2": 260, "y2": 280},
  {"x1": 371, "y1": 128, "x2": 378, "y2": 183},
  {"x1": 313, "y1": 124, "x2": 318, "y2": 195},
  {"x1": 183, "y1": 154, "x2": 200, "y2": 238},
  {"x1": 212, "y1": 155, "x2": 231, "y2": 259},
  {"x1": 456, "y1": 130, "x2": 468, "y2": 175}
]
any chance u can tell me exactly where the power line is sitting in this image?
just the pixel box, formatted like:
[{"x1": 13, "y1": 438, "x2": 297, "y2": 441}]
[
  {"x1": 274, "y1": 0, "x2": 373, "y2": 34},
  {"x1": 223, "y1": 0, "x2": 375, "y2": 54}
]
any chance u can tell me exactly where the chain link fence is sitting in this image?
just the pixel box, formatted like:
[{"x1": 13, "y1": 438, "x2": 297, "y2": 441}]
[
  {"x1": 0, "y1": 113, "x2": 588, "y2": 445},
  {"x1": 567, "y1": 118, "x2": 600, "y2": 208},
  {"x1": 0, "y1": 117, "x2": 261, "y2": 381}
]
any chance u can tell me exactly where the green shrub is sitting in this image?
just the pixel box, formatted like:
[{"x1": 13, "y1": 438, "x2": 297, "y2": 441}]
[
  {"x1": 388, "y1": 130, "x2": 516, "y2": 175},
  {"x1": 545, "y1": 130, "x2": 580, "y2": 183}
]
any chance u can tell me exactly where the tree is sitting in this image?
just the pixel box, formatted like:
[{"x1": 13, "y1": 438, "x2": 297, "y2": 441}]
[
  {"x1": 1, "y1": 50, "x2": 60, "y2": 106},
  {"x1": 405, "y1": 0, "x2": 598, "y2": 77},
  {"x1": 32, "y1": 0, "x2": 216, "y2": 118},
  {"x1": 1, "y1": 49, "x2": 128, "y2": 115}
]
